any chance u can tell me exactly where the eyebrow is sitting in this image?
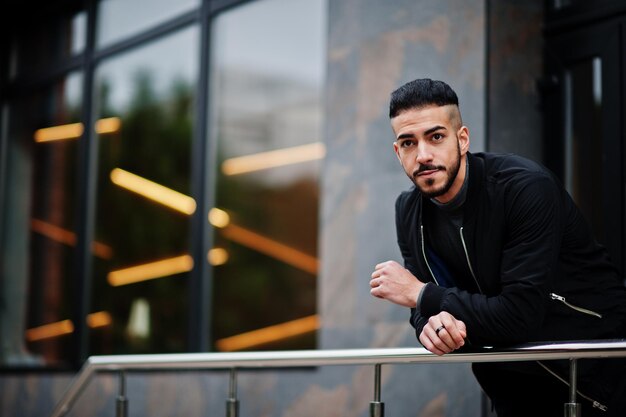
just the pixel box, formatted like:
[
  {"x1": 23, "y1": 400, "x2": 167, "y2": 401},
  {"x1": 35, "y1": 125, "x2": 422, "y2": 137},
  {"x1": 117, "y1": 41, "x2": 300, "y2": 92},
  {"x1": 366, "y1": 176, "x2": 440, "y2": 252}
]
[
  {"x1": 397, "y1": 125, "x2": 447, "y2": 140},
  {"x1": 424, "y1": 125, "x2": 447, "y2": 136}
]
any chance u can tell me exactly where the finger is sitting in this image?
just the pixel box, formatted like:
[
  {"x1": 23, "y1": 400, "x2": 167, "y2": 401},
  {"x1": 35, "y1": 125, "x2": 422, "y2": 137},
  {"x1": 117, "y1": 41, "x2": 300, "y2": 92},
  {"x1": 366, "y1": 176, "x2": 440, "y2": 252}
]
[
  {"x1": 375, "y1": 260, "x2": 397, "y2": 270},
  {"x1": 419, "y1": 332, "x2": 446, "y2": 356},
  {"x1": 424, "y1": 324, "x2": 456, "y2": 354},
  {"x1": 428, "y1": 317, "x2": 462, "y2": 351},
  {"x1": 370, "y1": 289, "x2": 384, "y2": 299},
  {"x1": 430, "y1": 326, "x2": 458, "y2": 352},
  {"x1": 427, "y1": 317, "x2": 453, "y2": 346},
  {"x1": 457, "y1": 320, "x2": 467, "y2": 339},
  {"x1": 374, "y1": 261, "x2": 388, "y2": 270},
  {"x1": 457, "y1": 319, "x2": 467, "y2": 332},
  {"x1": 436, "y1": 325, "x2": 465, "y2": 350},
  {"x1": 440, "y1": 323, "x2": 465, "y2": 348},
  {"x1": 371, "y1": 266, "x2": 385, "y2": 278},
  {"x1": 370, "y1": 281, "x2": 386, "y2": 295},
  {"x1": 439, "y1": 318, "x2": 466, "y2": 348}
]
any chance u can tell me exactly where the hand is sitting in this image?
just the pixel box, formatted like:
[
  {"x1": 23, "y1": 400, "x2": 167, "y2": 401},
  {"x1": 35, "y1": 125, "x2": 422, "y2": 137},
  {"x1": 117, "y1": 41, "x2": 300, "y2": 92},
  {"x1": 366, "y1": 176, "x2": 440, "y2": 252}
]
[
  {"x1": 419, "y1": 311, "x2": 467, "y2": 356},
  {"x1": 370, "y1": 260, "x2": 424, "y2": 308}
]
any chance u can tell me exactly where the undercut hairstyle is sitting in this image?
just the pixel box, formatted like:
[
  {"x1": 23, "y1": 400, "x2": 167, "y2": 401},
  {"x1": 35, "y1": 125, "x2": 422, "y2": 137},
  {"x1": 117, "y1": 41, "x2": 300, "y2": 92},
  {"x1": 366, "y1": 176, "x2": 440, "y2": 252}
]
[{"x1": 389, "y1": 78, "x2": 459, "y2": 119}]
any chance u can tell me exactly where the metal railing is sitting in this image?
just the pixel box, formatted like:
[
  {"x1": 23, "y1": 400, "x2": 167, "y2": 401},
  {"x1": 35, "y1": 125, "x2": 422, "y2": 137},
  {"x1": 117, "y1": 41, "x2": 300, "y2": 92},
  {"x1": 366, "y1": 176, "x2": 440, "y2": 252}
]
[{"x1": 50, "y1": 339, "x2": 626, "y2": 417}]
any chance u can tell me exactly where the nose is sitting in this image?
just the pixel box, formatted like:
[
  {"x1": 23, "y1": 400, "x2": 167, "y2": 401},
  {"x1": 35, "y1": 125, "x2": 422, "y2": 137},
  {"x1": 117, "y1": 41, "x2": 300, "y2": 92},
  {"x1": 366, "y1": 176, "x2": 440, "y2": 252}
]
[{"x1": 415, "y1": 143, "x2": 433, "y2": 164}]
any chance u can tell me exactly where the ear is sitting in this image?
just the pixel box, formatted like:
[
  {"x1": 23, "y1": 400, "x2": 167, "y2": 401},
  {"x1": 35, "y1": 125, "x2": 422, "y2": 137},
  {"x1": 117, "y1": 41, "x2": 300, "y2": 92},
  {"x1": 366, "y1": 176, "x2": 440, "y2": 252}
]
[
  {"x1": 393, "y1": 141, "x2": 402, "y2": 163},
  {"x1": 457, "y1": 126, "x2": 470, "y2": 155}
]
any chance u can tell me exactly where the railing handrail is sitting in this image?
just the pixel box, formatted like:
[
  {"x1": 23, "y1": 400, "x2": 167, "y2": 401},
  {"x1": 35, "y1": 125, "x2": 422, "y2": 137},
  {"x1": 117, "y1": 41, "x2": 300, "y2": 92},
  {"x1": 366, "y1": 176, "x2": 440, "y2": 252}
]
[{"x1": 51, "y1": 339, "x2": 626, "y2": 417}]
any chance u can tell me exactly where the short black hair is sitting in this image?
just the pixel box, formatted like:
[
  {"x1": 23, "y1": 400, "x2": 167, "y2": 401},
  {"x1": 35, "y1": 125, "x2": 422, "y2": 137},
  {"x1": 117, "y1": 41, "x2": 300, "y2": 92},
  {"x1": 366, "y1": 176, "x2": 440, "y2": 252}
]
[{"x1": 389, "y1": 78, "x2": 459, "y2": 118}]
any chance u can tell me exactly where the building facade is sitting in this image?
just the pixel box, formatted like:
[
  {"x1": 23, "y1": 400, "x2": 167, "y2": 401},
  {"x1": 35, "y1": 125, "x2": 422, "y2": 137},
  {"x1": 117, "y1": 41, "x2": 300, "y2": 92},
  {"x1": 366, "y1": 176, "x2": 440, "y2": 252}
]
[{"x1": 1, "y1": 0, "x2": 624, "y2": 416}]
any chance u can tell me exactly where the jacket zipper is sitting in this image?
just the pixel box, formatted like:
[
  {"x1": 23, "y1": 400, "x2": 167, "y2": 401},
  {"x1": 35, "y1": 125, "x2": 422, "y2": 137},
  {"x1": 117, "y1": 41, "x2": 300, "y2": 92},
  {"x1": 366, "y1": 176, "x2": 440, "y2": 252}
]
[
  {"x1": 549, "y1": 293, "x2": 602, "y2": 318},
  {"x1": 537, "y1": 362, "x2": 608, "y2": 412},
  {"x1": 459, "y1": 227, "x2": 484, "y2": 294},
  {"x1": 420, "y1": 225, "x2": 439, "y2": 285}
]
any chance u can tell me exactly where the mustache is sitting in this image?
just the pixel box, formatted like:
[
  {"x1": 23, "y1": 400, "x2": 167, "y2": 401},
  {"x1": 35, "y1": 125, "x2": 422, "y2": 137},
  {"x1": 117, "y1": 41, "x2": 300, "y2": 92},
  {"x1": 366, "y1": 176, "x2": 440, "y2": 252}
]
[{"x1": 413, "y1": 164, "x2": 445, "y2": 177}]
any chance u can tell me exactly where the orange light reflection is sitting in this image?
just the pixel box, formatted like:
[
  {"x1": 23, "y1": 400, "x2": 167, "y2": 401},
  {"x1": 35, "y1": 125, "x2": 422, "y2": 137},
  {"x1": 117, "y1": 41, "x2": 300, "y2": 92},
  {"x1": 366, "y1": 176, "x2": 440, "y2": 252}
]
[
  {"x1": 86, "y1": 311, "x2": 113, "y2": 328},
  {"x1": 110, "y1": 168, "x2": 197, "y2": 215},
  {"x1": 208, "y1": 248, "x2": 229, "y2": 266},
  {"x1": 34, "y1": 123, "x2": 84, "y2": 143},
  {"x1": 221, "y1": 142, "x2": 325, "y2": 176},
  {"x1": 25, "y1": 311, "x2": 113, "y2": 342},
  {"x1": 221, "y1": 224, "x2": 318, "y2": 275},
  {"x1": 216, "y1": 315, "x2": 319, "y2": 352},
  {"x1": 30, "y1": 218, "x2": 113, "y2": 259},
  {"x1": 33, "y1": 117, "x2": 122, "y2": 143},
  {"x1": 107, "y1": 254, "x2": 194, "y2": 287},
  {"x1": 25, "y1": 320, "x2": 74, "y2": 342},
  {"x1": 95, "y1": 117, "x2": 122, "y2": 134},
  {"x1": 208, "y1": 207, "x2": 230, "y2": 228}
]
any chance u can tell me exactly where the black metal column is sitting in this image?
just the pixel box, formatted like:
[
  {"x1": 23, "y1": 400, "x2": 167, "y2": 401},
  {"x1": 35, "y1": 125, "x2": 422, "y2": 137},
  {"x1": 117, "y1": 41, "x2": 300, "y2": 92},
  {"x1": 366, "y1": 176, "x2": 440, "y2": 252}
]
[
  {"x1": 564, "y1": 359, "x2": 581, "y2": 417},
  {"x1": 225, "y1": 368, "x2": 239, "y2": 417},
  {"x1": 116, "y1": 371, "x2": 129, "y2": 417},
  {"x1": 188, "y1": 0, "x2": 215, "y2": 352},
  {"x1": 72, "y1": 0, "x2": 99, "y2": 367},
  {"x1": 370, "y1": 364, "x2": 384, "y2": 417}
]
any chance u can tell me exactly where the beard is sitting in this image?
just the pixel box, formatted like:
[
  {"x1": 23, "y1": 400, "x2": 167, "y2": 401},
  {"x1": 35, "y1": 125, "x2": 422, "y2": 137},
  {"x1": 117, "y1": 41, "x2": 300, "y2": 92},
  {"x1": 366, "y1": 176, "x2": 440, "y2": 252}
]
[{"x1": 409, "y1": 143, "x2": 461, "y2": 198}]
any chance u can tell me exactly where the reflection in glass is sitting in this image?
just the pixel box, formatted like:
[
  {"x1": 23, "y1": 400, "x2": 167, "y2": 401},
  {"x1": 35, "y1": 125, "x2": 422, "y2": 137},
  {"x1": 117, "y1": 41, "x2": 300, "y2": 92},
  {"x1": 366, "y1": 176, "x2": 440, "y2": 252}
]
[
  {"x1": 71, "y1": 12, "x2": 87, "y2": 55},
  {"x1": 97, "y1": 0, "x2": 199, "y2": 48},
  {"x1": 12, "y1": 10, "x2": 86, "y2": 79},
  {"x1": 552, "y1": 0, "x2": 572, "y2": 9},
  {"x1": 92, "y1": 27, "x2": 198, "y2": 355},
  {"x1": 210, "y1": 0, "x2": 326, "y2": 351},
  {"x1": 565, "y1": 57, "x2": 603, "y2": 238},
  {"x1": 0, "y1": 73, "x2": 82, "y2": 367}
]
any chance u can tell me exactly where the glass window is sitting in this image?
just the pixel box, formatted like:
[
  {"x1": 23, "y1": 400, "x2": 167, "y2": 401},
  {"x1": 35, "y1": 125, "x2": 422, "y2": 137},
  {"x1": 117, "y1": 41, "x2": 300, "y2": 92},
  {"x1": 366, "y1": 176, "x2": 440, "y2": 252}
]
[
  {"x1": 552, "y1": 0, "x2": 572, "y2": 9},
  {"x1": 209, "y1": 0, "x2": 326, "y2": 351},
  {"x1": 12, "y1": 11, "x2": 86, "y2": 80},
  {"x1": 96, "y1": 0, "x2": 200, "y2": 48},
  {"x1": 564, "y1": 57, "x2": 603, "y2": 237},
  {"x1": 91, "y1": 27, "x2": 198, "y2": 355},
  {"x1": 551, "y1": 0, "x2": 614, "y2": 11},
  {"x1": 0, "y1": 73, "x2": 82, "y2": 367}
]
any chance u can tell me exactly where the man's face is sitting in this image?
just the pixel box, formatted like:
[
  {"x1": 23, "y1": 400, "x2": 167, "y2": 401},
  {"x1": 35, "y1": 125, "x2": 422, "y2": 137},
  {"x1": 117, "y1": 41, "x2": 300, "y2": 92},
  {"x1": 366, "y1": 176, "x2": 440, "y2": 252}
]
[{"x1": 391, "y1": 105, "x2": 470, "y2": 203}]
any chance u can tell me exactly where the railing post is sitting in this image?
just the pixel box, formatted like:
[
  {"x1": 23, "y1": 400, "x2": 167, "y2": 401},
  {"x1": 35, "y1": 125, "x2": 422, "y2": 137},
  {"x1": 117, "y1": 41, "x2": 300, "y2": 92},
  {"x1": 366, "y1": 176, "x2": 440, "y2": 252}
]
[
  {"x1": 370, "y1": 364, "x2": 384, "y2": 417},
  {"x1": 226, "y1": 368, "x2": 239, "y2": 417},
  {"x1": 564, "y1": 359, "x2": 580, "y2": 417},
  {"x1": 116, "y1": 370, "x2": 128, "y2": 417}
]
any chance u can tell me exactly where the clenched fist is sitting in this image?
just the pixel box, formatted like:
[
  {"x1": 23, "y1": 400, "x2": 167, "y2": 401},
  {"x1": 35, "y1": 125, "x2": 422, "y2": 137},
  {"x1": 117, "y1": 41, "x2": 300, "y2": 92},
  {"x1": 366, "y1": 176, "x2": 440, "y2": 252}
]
[{"x1": 370, "y1": 260, "x2": 424, "y2": 308}]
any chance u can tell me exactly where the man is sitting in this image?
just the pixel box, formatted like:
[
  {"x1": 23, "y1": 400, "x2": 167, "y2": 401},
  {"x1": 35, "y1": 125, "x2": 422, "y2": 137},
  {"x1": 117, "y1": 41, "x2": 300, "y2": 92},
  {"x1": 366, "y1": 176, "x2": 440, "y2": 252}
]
[{"x1": 369, "y1": 78, "x2": 626, "y2": 416}]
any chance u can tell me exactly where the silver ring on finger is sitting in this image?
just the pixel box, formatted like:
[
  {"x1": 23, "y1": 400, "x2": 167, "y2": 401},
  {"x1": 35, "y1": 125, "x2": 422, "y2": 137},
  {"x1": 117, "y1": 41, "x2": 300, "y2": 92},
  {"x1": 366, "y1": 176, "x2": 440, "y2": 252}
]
[{"x1": 435, "y1": 325, "x2": 445, "y2": 336}]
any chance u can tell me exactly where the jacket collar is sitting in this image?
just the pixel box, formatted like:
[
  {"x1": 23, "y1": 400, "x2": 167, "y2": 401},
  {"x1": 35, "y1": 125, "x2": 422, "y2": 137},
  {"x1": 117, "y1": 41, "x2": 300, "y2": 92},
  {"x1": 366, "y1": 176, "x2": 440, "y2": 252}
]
[
  {"x1": 419, "y1": 151, "x2": 483, "y2": 224},
  {"x1": 463, "y1": 152, "x2": 484, "y2": 223}
]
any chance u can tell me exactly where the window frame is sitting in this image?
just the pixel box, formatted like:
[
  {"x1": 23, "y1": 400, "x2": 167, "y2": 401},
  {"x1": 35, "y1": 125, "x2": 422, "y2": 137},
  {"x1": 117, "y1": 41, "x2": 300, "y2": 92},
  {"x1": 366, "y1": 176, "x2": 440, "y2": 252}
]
[{"x1": 0, "y1": 0, "x2": 324, "y2": 370}]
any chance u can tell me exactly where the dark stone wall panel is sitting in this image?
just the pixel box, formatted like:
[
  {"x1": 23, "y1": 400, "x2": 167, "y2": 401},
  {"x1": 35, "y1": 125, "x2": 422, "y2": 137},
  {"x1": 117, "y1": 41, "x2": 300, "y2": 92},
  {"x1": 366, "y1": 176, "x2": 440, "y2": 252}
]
[{"x1": 488, "y1": 0, "x2": 544, "y2": 159}]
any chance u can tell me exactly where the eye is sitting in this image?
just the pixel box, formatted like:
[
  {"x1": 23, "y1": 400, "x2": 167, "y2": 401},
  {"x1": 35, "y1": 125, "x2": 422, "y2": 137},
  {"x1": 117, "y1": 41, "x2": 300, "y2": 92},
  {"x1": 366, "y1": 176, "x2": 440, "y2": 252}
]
[
  {"x1": 399, "y1": 140, "x2": 415, "y2": 148},
  {"x1": 432, "y1": 133, "x2": 444, "y2": 141}
]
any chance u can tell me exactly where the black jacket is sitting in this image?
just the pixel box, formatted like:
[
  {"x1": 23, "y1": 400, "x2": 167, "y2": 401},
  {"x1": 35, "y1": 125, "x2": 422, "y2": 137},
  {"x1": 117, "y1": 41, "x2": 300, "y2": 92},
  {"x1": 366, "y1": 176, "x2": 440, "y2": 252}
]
[{"x1": 396, "y1": 152, "x2": 626, "y2": 347}]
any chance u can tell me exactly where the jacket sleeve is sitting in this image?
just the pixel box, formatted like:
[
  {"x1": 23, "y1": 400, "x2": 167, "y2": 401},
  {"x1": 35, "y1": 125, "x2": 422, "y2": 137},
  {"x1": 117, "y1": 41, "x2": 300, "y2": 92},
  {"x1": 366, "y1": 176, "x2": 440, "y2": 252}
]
[
  {"x1": 418, "y1": 174, "x2": 562, "y2": 345},
  {"x1": 395, "y1": 193, "x2": 419, "y2": 276}
]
